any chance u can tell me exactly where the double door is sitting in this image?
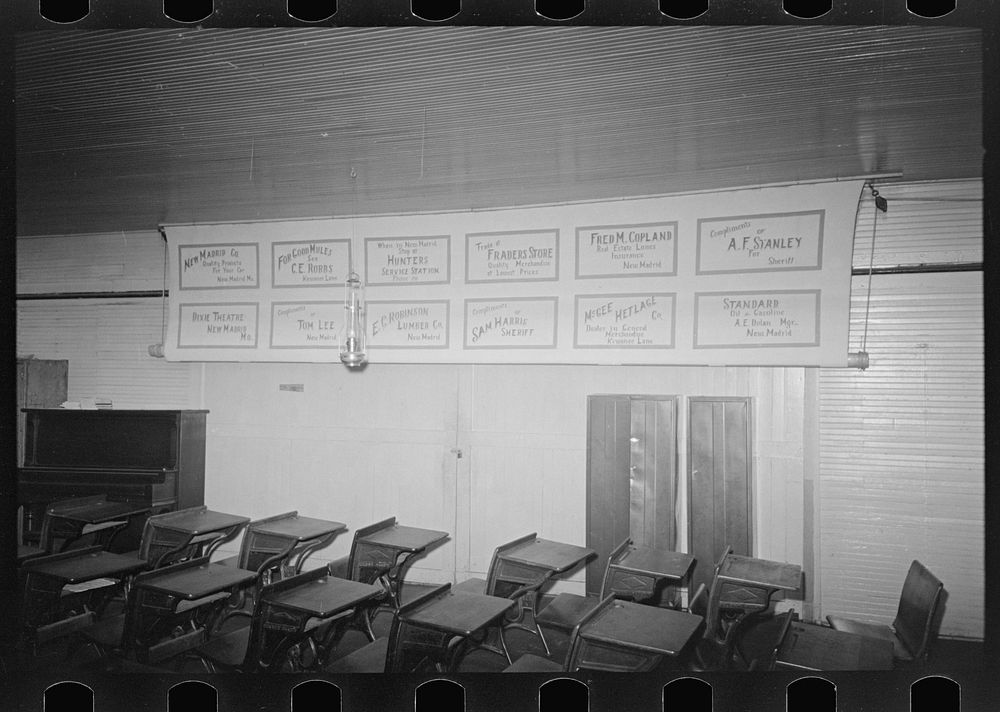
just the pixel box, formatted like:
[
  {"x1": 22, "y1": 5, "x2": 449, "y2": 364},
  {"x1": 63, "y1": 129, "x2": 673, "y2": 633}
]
[{"x1": 586, "y1": 394, "x2": 752, "y2": 599}]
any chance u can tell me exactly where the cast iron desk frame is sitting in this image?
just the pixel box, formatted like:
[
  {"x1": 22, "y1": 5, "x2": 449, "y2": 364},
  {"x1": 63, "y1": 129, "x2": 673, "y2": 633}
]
[
  {"x1": 19, "y1": 546, "x2": 149, "y2": 649},
  {"x1": 149, "y1": 508, "x2": 250, "y2": 567},
  {"x1": 259, "y1": 575, "x2": 385, "y2": 671},
  {"x1": 130, "y1": 560, "x2": 258, "y2": 664},
  {"x1": 399, "y1": 590, "x2": 517, "y2": 672},
  {"x1": 709, "y1": 553, "x2": 802, "y2": 645},
  {"x1": 46, "y1": 498, "x2": 153, "y2": 553},
  {"x1": 494, "y1": 537, "x2": 596, "y2": 645},
  {"x1": 355, "y1": 524, "x2": 449, "y2": 610},
  {"x1": 578, "y1": 598, "x2": 706, "y2": 672},
  {"x1": 606, "y1": 545, "x2": 696, "y2": 605},
  {"x1": 247, "y1": 515, "x2": 347, "y2": 582}
]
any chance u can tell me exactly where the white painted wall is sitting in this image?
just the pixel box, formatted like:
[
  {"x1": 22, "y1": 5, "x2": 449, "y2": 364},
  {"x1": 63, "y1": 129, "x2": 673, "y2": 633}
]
[
  {"x1": 16, "y1": 255, "x2": 808, "y2": 594},
  {"x1": 15, "y1": 179, "x2": 984, "y2": 639}
]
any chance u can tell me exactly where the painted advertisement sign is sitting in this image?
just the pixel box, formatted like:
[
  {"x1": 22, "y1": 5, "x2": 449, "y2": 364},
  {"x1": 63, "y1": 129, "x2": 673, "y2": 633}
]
[
  {"x1": 463, "y1": 298, "x2": 558, "y2": 349},
  {"x1": 574, "y1": 293, "x2": 676, "y2": 348},
  {"x1": 365, "y1": 236, "x2": 450, "y2": 285},
  {"x1": 465, "y1": 229, "x2": 558, "y2": 283},
  {"x1": 177, "y1": 302, "x2": 259, "y2": 348},
  {"x1": 696, "y1": 211, "x2": 824, "y2": 274},
  {"x1": 179, "y1": 244, "x2": 259, "y2": 289},
  {"x1": 693, "y1": 290, "x2": 821, "y2": 348},
  {"x1": 575, "y1": 222, "x2": 677, "y2": 278}
]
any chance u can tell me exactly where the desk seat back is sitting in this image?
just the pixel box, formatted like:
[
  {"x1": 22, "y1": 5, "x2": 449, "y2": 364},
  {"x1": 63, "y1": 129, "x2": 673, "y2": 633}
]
[
  {"x1": 601, "y1": 538, "x2": 638, "y2": 598},
  {"x1": 734, "y1": 609, "x2": 794, "y2": 671},
  {"x1": 485, "y1": 532, "x2": 537, "y2": 596},
  {"x1": 348, "y1": 517, "x2": 397, "y2": 584},
  {"x1": 386, "y1": 582, "x2": 451, "y2": 672},
  {"x1": 19, "y1": 545, "x2": 107, "y2": 628},
  {"x1": 39, "y1": 496, "x2": 110, "y2": 552},
  {"x1": 126, "y1": 555, "x2": 214, "y2": 660},
  {"x1": 565, "y1": 595, "x2": 655, "y2": 672},
  {"x1": 239, "y1": 511, "x2": 300, "y2": 573},
  {"x1": 139, "y1": 506, "x2": 208, "y2": 567},
  {"x1": 894, "y1": 560, "x2": 943, "y2": 659},
  {"x1": 703, "y1": 545, "x2": 734, "y2": 644},
  {"x1": 243, "y1": 564, "x2": 330, "y2": 670}
]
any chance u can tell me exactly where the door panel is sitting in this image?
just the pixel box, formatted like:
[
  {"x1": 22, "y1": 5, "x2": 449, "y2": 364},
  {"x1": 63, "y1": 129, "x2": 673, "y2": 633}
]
[
  {"x1": 586, "y1": 395, "x2": 632, "y2": 596},
  {"x1": 587, "y1": 395, "x2": 678, "y2": 597},
  {"x1": 629, "y1": 398, "x2": 678, "y2": 550},
  {"x1": 688, "y1": 397, "x2": 752, "y2": 597}
]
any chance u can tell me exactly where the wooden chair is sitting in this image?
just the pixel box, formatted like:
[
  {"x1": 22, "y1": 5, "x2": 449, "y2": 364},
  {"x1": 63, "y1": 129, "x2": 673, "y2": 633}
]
[
  {"x1": 453, "y1": 532, "x2": 538, "y2": 597},
  {"x1": 506, "y1": 595, "x2": 660, "y2": 673},
  {"x1": 704, "y1": 545, "x2": 769, "y2": 645},
  {"x1": 189, "y1": 565, "x2": 335, "y2": 673},
  {"x1": 345, "y1": 517, "x2": 398, "y2": 585},
  {"x1": 17, "y1": 495, "x2": 131, "y2": 559},
  {"x1": 826, "y1": 559, "x2": 943, "y2": 664},
  {"x1": 687, "y1": 550, "x2": 794, "y2": 672},
  {"x1": 126, "y1": 555, "x2": 250, "y2": 666},
  {"x1": 687, "y1": 547, "x2": 755, "y2": 671},
  {"x1": 326, "y1": 517, "x2": 399, "y2": 641},
  {"x1": 67, "y1": 556, "x2": 236, "y2": 668},
  {"x1": 65, "y1": 567, "x2": 148, "y2": 664},
  {"x1": 19, "y1": 546, "x2": 124, "y2": 653},
  {"x1": 214, "y1": 511, "x2": 320, "y2": 623},
  {"x1": 217, "y1": 512, "x2": 301, "y2": 576},
  {"x1": 18, "y1": 502, "x2": 135, "y2": 616},
  {"x1": 533, "y1": 538, "x2": 632, "y2": 648},
  {"x1": 133, "y1": 506, "x2": 247, "y2": 569},
  {"x1": 323, "y1": 583, "x2": 453, "y2": 673},
  {"x1": 453, "y1": 532, "x2": 546, "y2": 657},
  {"x1": 730, "y1": 609, "x2": 795, "y2": 671}
]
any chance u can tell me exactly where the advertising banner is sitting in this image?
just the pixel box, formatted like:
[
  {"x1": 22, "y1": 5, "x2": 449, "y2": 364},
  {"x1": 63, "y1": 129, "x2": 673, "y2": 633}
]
[{"x1": 163, "y1": 180, "x2": 861, "y2": 366}]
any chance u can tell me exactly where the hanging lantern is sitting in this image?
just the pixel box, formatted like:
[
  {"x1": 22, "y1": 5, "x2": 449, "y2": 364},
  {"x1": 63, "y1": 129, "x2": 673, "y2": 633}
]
[{"x1": 340, "y1": 271, "x2": 367, "y2": 368}]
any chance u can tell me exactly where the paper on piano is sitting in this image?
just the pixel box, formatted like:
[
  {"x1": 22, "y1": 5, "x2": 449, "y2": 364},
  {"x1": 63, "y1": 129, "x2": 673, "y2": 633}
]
[
  {"x1": 59, "y1": 401, "x2": 82, "y2": 409},
  {"x1": 71, "y1": 398, "x2": 113, "y2": 409},
  {"x1": 61, "y1": 578, "x2": 117, "y2": 594}
]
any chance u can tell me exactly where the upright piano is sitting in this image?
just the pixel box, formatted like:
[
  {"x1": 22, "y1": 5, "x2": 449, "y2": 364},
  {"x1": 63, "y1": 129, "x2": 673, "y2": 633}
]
[{"x1": 18, "y1": 409, "x2": 208, "y2": 551}]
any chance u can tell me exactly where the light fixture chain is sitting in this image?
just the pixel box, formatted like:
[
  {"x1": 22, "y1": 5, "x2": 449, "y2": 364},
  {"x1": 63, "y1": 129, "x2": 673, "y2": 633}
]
[{"x1": 861, "y1": 185, "x2": 883, "y2": 352}]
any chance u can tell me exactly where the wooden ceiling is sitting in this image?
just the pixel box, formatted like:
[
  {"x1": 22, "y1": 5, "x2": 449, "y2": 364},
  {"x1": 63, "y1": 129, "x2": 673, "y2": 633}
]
[{"x1": 15, "y1": 26, "x2": 982, "y2": 236}]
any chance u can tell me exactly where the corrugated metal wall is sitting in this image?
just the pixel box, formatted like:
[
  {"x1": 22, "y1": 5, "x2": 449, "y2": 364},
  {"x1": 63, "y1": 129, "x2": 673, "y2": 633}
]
[{"x1": 818, "y1": 178, "x2": 983, "y2": 640}]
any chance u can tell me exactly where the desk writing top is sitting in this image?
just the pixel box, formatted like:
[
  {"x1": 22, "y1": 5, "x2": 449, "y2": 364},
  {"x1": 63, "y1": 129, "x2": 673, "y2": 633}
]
[
  {"x1": 718, "y1": 554, "x2": 802, "y2": 591},
  {"x1": 402, "y1": 591, "x2": 515, "y2": 637},
  {"x1": 499, "y1": 538, "x2": 595, "y2": 573},
  {"x1": 266, "y1": 576, "x2": 384, "y2": 618},
  {"x1": 156, "y1": 509, "x2": 249, "y2": 536},
  {"x1": 358, "y1": 525, "x2": 449, "y2": 553},
  {"x1": 777, "y1": 622, "x2": 894, "y2": 671},
  {"x1": 26, "y1": 550, "x2": 148, "y2": 585},
  {"x1": 581, "y1": 600, "x2": 704, "y2": 656},
  {"x1": 614, "y1": 546, "x2": 695, "y2": 581},
  {"x1": 251, "y1": 516, "x2": 347, "y2": 542},
  {"x1": 53, "y1": 499, "x2": 151, "y2": 524},
  {"x1": 137, "y1": 562, "x2": 257, "y2": 600}
]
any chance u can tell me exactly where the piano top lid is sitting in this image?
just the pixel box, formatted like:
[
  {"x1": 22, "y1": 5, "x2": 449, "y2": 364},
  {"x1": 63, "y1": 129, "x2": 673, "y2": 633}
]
[{"x1": 22, "y1": 409, "x2": 207, "y2": 470}]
